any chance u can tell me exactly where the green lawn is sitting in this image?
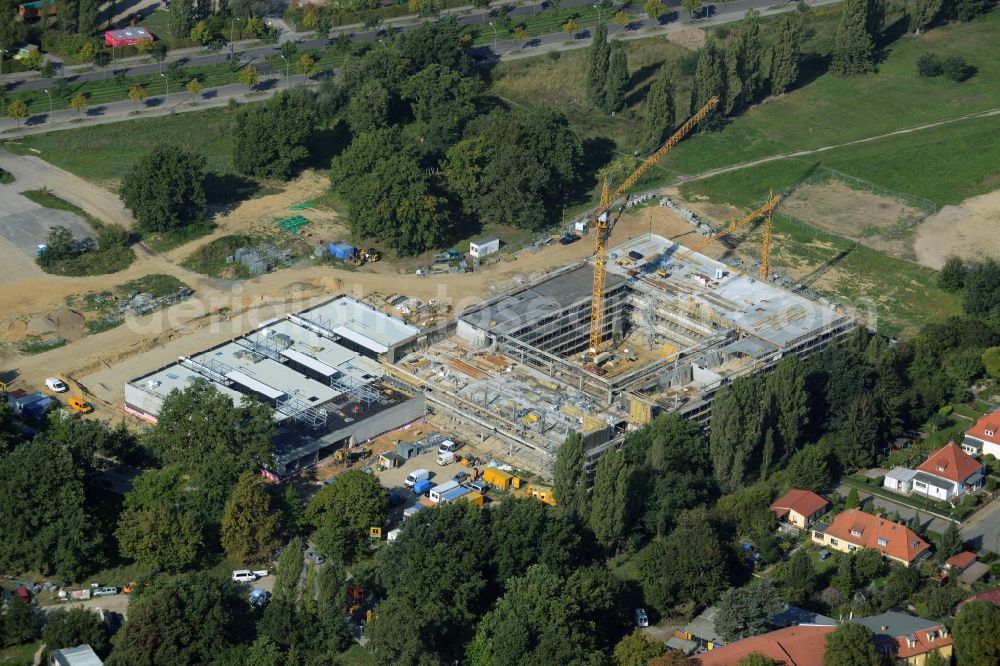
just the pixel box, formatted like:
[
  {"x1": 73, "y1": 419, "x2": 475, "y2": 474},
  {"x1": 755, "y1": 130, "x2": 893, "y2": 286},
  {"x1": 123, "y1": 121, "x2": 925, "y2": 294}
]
[
  {"x1": 0, "y1": 640, "x2": 41, "y2": 665},
  {"x1": 5, "y1": 109, "x2": 237, "y2": 188},
  {"x1": 336, "y1": 644, "x2": 375, "y2": 666}
]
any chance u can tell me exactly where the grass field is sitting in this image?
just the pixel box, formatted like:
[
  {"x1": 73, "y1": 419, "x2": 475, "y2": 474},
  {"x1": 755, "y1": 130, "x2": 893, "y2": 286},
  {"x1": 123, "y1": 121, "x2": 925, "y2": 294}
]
[
  {"x1": 493, "y1": 8, "x2": 1000, "y2": 199},
  {"x1": 0, "y1": 640, "x2": 41, "y2": 665},
  {"x1": 5, "y1": 109, "x2": 237, "y2": 187}
]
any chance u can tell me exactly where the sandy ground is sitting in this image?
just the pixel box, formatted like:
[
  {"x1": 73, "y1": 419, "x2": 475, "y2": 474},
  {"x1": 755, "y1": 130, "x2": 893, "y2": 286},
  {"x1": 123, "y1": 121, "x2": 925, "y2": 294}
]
[
  {"x1": 914, "y1": 189, "x2": 1000, "y2": 269},
  {"x1": 5, "y1": 198, "x2": 694, "y2": 413},
  {"x1": 781, "y1": 180, "x2": 926, "y2": 262},
  {"x1": 665, "y1": 28, "x2": 706, "y2": 51}
]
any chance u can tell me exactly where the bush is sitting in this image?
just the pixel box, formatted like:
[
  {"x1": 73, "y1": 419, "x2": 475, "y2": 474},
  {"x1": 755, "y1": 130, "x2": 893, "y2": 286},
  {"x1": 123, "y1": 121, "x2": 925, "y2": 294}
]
[
  {"x1": 942, "y1": 56, "x2": 976, "y2": 82},
  {"x1": 547, "y1": 50, "x2": 561, "y2": 61},
  {"x1": 917, "y1": 53, "x2": 943, "y2": 77}
]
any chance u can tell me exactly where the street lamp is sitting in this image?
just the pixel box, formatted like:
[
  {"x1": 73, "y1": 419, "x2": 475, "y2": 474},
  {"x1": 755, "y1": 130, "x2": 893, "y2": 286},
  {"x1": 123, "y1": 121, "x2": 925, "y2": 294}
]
[
  {"x1": 229, "y1": 17, "x2": 242, "y2": 60},
  {"x1": 161, "y1": 72, "x2": 168, "y2": 99},
  {"x1": 43, "y1": 88, "x2": 52, "y2": 114},
  {"x1": 279, "y1": 54, "x2": 289, "y2": 89},
  {"x1": 594, "y1": 3, "x2": 603, "y2": 23},
  {"x1": 489, "y1": 21, "x2": 498, "y2": 52}
]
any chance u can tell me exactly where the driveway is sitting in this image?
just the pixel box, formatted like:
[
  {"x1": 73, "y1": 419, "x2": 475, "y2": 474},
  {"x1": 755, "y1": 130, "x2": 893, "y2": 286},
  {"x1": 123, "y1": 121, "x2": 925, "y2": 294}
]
[{"x1": 834, "y1": 483, "x2": 955, "y2": 536}]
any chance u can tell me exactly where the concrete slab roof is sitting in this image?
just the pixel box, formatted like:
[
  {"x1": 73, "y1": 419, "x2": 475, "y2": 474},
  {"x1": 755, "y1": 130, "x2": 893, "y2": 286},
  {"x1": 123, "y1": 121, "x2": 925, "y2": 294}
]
[
  {"x1": 131, "y1": 364, "x2": 246, "y2": 406},
  {"x1": 298, "y1": 296, "x2": 419, "y2": 350}
]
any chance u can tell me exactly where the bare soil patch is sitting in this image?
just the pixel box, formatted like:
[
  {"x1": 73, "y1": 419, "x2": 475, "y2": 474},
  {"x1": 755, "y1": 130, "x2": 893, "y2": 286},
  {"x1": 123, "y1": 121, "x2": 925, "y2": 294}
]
[
  {"x1": 666, "y1": 29, "x2": 706, "y2": 51},
  {"x1": 780, "y1": 180, "x2": 926, "y2": 262},
  {"x1": 914, "y1": 189, "x2": 1000, "y2": 269}
]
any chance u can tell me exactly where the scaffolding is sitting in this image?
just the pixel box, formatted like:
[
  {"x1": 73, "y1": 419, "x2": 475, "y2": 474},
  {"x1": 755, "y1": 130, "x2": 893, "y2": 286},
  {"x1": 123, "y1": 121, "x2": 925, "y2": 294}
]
[
  {"x1": 237, "y1": 331, "x2": 293, "y2": 362},
  {"x1": 330, "y1": 368, "x2": 382, "y2": 406},
  {"x1": 180, "y1": 356, "x2": 233, "y2": 385},
  {"x1": 276, "y1": 395, "x2": 328, "y2": 429}
]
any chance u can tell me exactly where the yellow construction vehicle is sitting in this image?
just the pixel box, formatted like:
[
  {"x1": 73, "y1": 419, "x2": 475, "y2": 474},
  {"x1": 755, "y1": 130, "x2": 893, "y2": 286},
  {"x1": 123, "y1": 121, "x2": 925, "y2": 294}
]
[
  {"x1": 675, "y1": 191, "x2": 781, "y2": 263},
  {"x1": 588, "y1": 96, "x2": 720, "y2": 358}
]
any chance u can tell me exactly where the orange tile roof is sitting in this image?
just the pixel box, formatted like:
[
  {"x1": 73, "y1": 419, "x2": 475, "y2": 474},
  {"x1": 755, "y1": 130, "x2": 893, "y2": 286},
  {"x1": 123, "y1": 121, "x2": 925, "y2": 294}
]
[
  {"x1": 689, "y1": 625, "x2": 835, "y2": 666},
  {"x1": 957, "y1": 588, "x2": 1000, "y2": 613},
  {"x1": 945, "y1": 551, "x2": 977, "y2": 571},
  {"x1": 916, "y1": 443, "x2": 983, "y2": 484},
  {"x1": 883, "y1": 626, "x2": 951, "y2": 659},
  {"x1": 823, "y1": 510, "x2": 930, "y2": 564},
  {"x1": 966, "y1": 410, "x2": 1000, "y2": 445},
  {"x1": 771, "y1": 489, "x2": 830, "y2": 520}
]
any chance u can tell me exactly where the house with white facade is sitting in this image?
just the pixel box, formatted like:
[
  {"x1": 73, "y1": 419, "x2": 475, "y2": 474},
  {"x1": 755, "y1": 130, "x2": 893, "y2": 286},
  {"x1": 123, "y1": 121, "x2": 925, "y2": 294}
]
[
  {"x1": 883, "y1": 443, "x2": 985, "y2": 502},
  {"x1": 961, "y1": 410, "x2": 1000, "y2": 459}
]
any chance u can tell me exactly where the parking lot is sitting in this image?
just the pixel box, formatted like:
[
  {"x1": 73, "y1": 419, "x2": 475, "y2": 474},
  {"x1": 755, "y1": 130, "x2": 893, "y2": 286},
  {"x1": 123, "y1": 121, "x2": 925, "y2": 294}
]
[
  {"x1": 376, "y1": 447, "x2": 472, "y2": 496},
  {"x1": 0, "y1": 186, "x2": 94, "y2": 283}
]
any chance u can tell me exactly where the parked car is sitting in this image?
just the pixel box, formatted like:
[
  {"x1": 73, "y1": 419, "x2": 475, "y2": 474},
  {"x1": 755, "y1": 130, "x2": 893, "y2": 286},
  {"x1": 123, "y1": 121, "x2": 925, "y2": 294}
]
[
  {"x1": 248, "y1": 589, "x2": 271, "y2": 609},
  {"x1": 45, "y1": 377, "x2": 67, "y2": 392},
  {"x1": 93, "y1": 586, "x2": 119, "y2": 597},
  {"x1": 67, "y1": 397, "x2": 93, "y2": 413},
  {"x1": 232, "y1": 570, "x2": 258, "y2": 583},
  {"x1": 437, "y1": 439, "x2": 459, "y2": 454},
  {"x1": 559, "y1": 234, "x2": 580, "y2": 245},
  {"x1": 452, "y1": 471, "x2": 470, "y2": 484},
  {"x1": 634, "y1": 608, "x2": 649, "y2": 628},
  {"x1": 306, "y1": 550, "x2": 325, "y2": 565}
]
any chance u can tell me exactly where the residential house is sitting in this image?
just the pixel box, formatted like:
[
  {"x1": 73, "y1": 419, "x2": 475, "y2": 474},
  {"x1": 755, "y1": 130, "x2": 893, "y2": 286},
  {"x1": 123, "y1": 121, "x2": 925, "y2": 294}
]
[
  {"x1": 882, "y1": 443, "x2": 985, "y2": 501},
  {"x1": 854, "y1": 612, "x2": 953, "y2": 666},
  {"x1": 811, "y1": 509, "x2": 931, "y2": 567},
  {"x1": 688, "y1": 625, "x2": 835, "y2": 666},
  {"x1": 956, "y1": 587, "x2": 1000, "y2": 613},
  {"x1": 770, "y1": 489, "x2": 831, "y2": 529},
  {"x1": 962, "y1": 410, "x2": 1000, "y2": 459},
  {"x1": 943, "y1": 552, "x2": 991, "y2": 590}
]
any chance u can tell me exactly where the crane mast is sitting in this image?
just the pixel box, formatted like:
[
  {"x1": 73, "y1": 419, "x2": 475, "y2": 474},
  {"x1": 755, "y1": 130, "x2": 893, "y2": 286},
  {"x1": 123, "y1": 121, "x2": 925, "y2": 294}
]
[
  {"x1": 675, "y1": 191, "x2": 781, "y2": 261},
  {"x1": 588, "y1": 96, "x2": 720, "y2": 357}
]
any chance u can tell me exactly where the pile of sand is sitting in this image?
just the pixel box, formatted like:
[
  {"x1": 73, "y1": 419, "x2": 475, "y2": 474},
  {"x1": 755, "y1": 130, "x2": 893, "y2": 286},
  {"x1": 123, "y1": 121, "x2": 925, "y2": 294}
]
[
  {"x1": 0, "y1": 308, "x2": 86, "y2": 342},
  {"x1": 915, "y1": 189, "x2": 1000, "y2": 269}
]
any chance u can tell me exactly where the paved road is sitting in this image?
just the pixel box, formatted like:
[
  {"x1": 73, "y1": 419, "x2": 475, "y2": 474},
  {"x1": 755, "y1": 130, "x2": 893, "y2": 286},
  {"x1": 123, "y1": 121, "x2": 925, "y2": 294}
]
[
  {"x1": 961, "y1": 496, "x2": 1000, "y2": 554},
  {"x1": 0, "y1": 0, "x2": 840, "y2": 136}
]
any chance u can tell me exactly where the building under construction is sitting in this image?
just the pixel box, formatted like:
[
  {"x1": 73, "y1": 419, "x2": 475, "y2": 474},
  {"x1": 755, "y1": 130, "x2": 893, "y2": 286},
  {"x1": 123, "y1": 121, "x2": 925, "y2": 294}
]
[{"x1": 391, "y1": 233, "x2": 854, "y2": 478}]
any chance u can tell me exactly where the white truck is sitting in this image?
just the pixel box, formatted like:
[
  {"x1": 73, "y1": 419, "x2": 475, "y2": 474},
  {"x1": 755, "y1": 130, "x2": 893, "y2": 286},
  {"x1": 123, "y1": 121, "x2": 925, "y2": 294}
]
[{"x1": 436, "y1": 451, "x2": 456, "y2": 466}]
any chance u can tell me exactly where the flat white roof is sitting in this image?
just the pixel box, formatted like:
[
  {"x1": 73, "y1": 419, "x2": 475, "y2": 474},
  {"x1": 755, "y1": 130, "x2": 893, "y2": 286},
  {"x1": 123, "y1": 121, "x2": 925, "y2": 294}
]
[
  {"x1": 226, "y1": 370, "x2": 285, "y2": 400},
  {"x1": 300, "y1": 296, "x2": 419, "y2": 349},
  {"x1": 280, "y1": 348, "x2": 338, "y2": 377}
]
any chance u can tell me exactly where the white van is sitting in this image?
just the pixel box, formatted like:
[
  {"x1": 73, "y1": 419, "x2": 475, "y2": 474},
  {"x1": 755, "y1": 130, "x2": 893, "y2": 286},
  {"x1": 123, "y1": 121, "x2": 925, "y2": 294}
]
[
  {"x1": 404, "y1": 468, "x2": 430, "y2": 488},
  {"x1": 436, "y1": 451, "x2": 456, "y2": 466},
  {"x1": 232, "y1": 570, "x2": 257, "y2": 583}
]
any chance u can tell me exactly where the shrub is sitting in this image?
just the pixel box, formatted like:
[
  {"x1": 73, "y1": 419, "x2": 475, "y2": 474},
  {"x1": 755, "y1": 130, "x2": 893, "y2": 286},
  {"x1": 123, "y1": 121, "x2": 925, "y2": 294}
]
[
  {"x1": 547, "y1": 49, "x2": 561, "y2": 61},
  {"x1": 942, "y1": 56, "x2": 976, "y2": 82},
  {"x1": 916, "y1": 52, "x2": 943, "y2": 77}
]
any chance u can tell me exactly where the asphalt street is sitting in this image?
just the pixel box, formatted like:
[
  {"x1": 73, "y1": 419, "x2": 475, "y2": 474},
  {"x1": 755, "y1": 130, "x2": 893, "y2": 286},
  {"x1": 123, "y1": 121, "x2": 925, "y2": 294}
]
[{"x1": 0, "y1": 0, "x2": 838, "y2": 136}]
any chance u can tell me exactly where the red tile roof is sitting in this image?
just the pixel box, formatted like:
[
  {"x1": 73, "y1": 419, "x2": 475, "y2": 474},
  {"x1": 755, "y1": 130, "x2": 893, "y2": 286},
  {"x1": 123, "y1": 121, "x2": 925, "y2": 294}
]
[
  {"x1": 886, "y1": 626, "x2": 952, "y2": 660},
  {"x1": 823, "y1": 510, "x2": 930, "y2": 564},
  {"x1": 770, "y1": 489, "x2": 830, "y2": 520},
  {"x1": 689, "y1": 625, "x2": 835, "y2": 666},
  {"x1": 966, "y1": 410, "x2": 1000, "y2": 445},
  {"x1": 916, "y1": 443, "x2": 984, "y2": 484},
  {"x1": 957, "y1": 588, "x2": 1000, "y2": 613},
  {"x1": 945, "y1": 551, "x2": 977, "y2": 571}
]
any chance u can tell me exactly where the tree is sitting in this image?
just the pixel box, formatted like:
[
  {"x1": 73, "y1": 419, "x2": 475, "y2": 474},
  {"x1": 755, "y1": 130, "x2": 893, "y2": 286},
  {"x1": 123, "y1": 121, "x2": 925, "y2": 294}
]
[
  {"x1": 952, "y1": 0, "x2": 994, "y2": 21},
  {"x1": 69, "y1": 93, "x2": 87, "y2": 118},
  {"x1": 296, "y1": 52, "x2": 318, "y2": 77},
  {"x1": 824, "y1": 623, "x2": 879, "y2": 666},
  {"x1": 401, "y1": 63, "x2": 479, "y2": 150},
  {"x1": 190, "y1": 20, "x2": 212, "y2": 45},
  {"x1": 831, "y1": 0, "x2": 881, "y2": 76},
  {"x1": 116, "y1": 504, "x2": 203, "y2": 571},
  {"x1": 2, "y1": 594, "x2": 35, "y2": 645},
  {"x1": 643, "y1": 62, "x2": 676, "y2": 150},
  {"x1": 43, "y1": 225, "x2": 75, "y2": 261},
  {"x1": 908, "y1": 0, "x2": 943, "y2": 32},
  {"x1": 983, "y1": 346, "x2": 1000, "y2": 378},
  {"x1": 306, "y1": 469, "x2": 387, "y2": 562},
  {"x1": 682, "y1": 0, "x2": 702, "y2": 17},
  {"x1": 605, "y1": 48, "x2": 629, "y2": 113},
  {"x1": 272, "y1": 536, "x2": 304, "y2": 602},
  {"x1": 786, "y1": 444, "x2": 831, "y2": 492},
  {"x1": 135, "y1": 37, "x2": 153, "y2": 55},
  {"x1": 7, "y1": 99, "x2": 28, "y2": 128},
  {"x1": 169, "y1": 0, "x2": 193, "y2": 38},
  {"x1": 937, "y1": 521, "x2": 964, "y2": 560},
  {"x1": 774, "y1": 549, "x2": 817, "y2": 605},
  {"x1": 614, "y1": 629, "x2": 666, "y2": 666},
  {"x1": 770, "y1": 16, "x2": 803, "y2": 95},
  {"x1": 151, "y1": 41, "x2": 168, "y2": 71},
  {"x1": 127, "y1": 84, "x2": 146, "y2": 112},
  {"x1": 280, "y1": 39, "x2": 298, "y2": 63},
  {"x1": 589, "y1": 449, "x2": 633, "y2": 551},
  {"x1": 553, "y1": 431, "x2": 588, "y2": 521},
  {"x1": 690, "y1": 39, "x2": 725, "y2": 128},
  {"x1": 511, "y1": 25, "x2": 527, "y2": 48},
  {"x1": 93, "y1": 50, "x2": 111, "y2": 79},
  {"x1": 585, "y1": 22, "x2": 609, "y2": 108},
  {"x1": 488, "y1": 498, "x2": 584, "y2": 584},
  {"x1": 724, "y1": 10, "x2": 763, "y2": 114},
  {"x1": 233, "y1": 90, "x2": 316, "y2": 180},
  {"x1": 738, "y1": 655, "x2": 780, "y2": 666},
  {"x1": 466, "y1": 564, "x2": 615, "y2": 665},
  {"x1": 119, "y1": 144, "x2": 207, "y2": 233},
  {"x1": 650, "y1": 653, "x2": 690, "y2": 666},
  {"x1": 845, "y1": 487, "x2": 860, "y2": 509},
  {"x1": 644, "y1": 0, "x2": 665, "y2": 19},
  {"x1": 42, "y1": 608, "x2": 110, "y2": 658},
  {"x1": 937, "y1": 255, "x2": 965, "y2": 291},
  {"x1": 220, "y1": 471, "x2": 281, "y2": 565},
  {"x1": 186, "y1": 77, "x2": 202, "y2": 100},
  {"x1": 0, "y1": 440, "x2": 103, "y2": 580},
  {"x1": 715, "y1": 580, "x2": 783, "y2": 642},
  {"x1": 710, "y1": 376, "x2": 764, "y2": 491},
  {"x1": 963, "y1": 259, "x2": 1000, "y2": 315},
  {"x1": 952, "y1": 601, "x2": 1000, "y2": 666},
  {"x1": 238, "y1": 65, "x2": 259, "y2": 91},
  {"x1": 766, "y1": 355, "x2": 809, "y2": 461},
  {"x1": 106, "y1": 572, "x2": 241, "y2": 665},
  {"x1": 613, "y1": 10, "x2": 631, "y2": 26},
  {"x1": 346, "y1": 79, "x2": 391, "y2": 133},
  {"x1": 563, "y1": 18, "x2": 578, "y2": 35},
  {"x1": 834, "y1": 394, "x2": 885, "y2": 471}
]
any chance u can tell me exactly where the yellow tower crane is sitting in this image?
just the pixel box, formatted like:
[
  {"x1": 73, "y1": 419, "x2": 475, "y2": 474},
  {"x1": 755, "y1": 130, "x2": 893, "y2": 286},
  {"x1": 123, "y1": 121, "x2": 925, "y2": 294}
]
[
  {"x1": 588, "y1": 96, "x2": 720, "y2": 358},
  {"x1": 675, "y1": 190, "x2": 781, "y2": 263}
]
